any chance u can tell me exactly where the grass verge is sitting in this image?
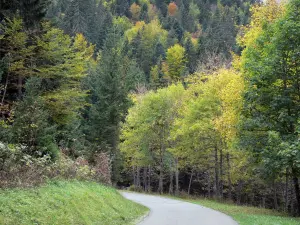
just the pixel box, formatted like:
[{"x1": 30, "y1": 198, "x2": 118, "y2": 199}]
[
  {"x1": 186, "y1": 198, "x2": 300, "y2": 225},
  {"x1": 0, "y1": 180, "x2": 148, "y2": 225}
]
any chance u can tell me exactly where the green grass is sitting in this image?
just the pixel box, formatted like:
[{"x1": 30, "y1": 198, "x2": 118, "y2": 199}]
[
  {"x1": 0, "y1": 180, "x2": 148, "y2": 225},
  {"x1": 186, "y1": 198, "x2": 300, "y2": 225}
]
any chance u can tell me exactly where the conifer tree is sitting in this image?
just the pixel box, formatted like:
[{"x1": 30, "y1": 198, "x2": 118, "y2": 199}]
[
  {"x1": 0, "y1": 0, "x2": 50, "y2": 28},
  {"x1": 84, "y1": 27, "x2": 145, "y2": 181}
]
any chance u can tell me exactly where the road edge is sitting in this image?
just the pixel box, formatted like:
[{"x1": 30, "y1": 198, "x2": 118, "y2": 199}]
[
  {"x1": 119, "y1": 191, "x2": 151, "y2": 225},
  {"x1": 133, "y1": 210, "x2": 150, "y2": 225}
]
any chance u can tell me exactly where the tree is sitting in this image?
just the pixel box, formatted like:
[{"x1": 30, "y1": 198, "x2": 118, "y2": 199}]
[
  {"x1": 168, "y1": 2, "x2": 178, "y2": 16},
  {"x1": 239, "y1": 0, "x2": 300, "y2": 215},
  {"x1": 125, "y1": 19, "x2": 168, "y2": 76},
  {"x1": 0, "y1": 0, "x2": 50, "y2": 28},
  {"x1": 84, "y1": 27, "x2": 145, "y2": 182},
  {"x1": 130, "y1": 3, "x2": 141, "y2": 21},
  {"x1": 36, "y1": 25, "x2": 94, "y2": 125},
  {"x1": 113, "y1": 0, "x2": 130, "y2": 16},
  {"x1": 184, "y1": 37, "x2": 198, "y2": 74},
  {"x1": 165, "y1": 44, "x2": 187, "y2": 81},
  {"x1": 63, "y1": 0, "x2": 95, "y2": 36},
  {"x1": 12, "y1": 77, "x2": 58, "y2": 159},
  {"x1": 0, "y1": 17, "x2": 33, "y2": 105},
  {"x1": 121, "y1": 84, "x2": 185, "y2": 193}
]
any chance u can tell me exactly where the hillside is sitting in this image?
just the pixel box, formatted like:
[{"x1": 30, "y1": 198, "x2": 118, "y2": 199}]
[{"x1": 0, "y1": 181, "x2": 148, "y2": 225}]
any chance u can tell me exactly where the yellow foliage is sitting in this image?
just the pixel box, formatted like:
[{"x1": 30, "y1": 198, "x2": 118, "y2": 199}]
[
  {"x1": 235, "y1": 0, "x2": 286, "y2": 72},
  {"x1": 125, "y1": 21, "x2": 145, "y2": 42},
  {"x1": 125, "y1": 20, "x2": 168, "y2": 46},
  {"x1": 237, "y1": 0, "x2": 285, "y2": 48},
  {"x1": 148, "y1": 4, "x2": 158, "y2": 21},
  {"x1": 130, "y1": 3, "x2": 141, "y2": 21},
  {"x1": 213, "y1": 69, "x2": 244, "y2": 145},
  {"x1": 165, "y1": 44, "x2": 187, "y2": 81}
]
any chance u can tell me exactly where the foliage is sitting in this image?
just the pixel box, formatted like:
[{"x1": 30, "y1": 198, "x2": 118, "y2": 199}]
[
  {"x1": 239, "y1": 0, "x2": 300, "y2": 185},
  {"x1": 12, "y1": 77, "x2": 58, "y2": 159},
  {"x1": 168, "y1": 2, "x2": 178, "y2": 16},
  {"x1": 165, "y1": 44, "x2": 187, "y2": 81},
  {"x1": 36, "y1": 25, "x2": 94, "y2": 124},
  {"x1": 0, "y1": 0, "x2": 50, "y2": 28},
  {"x1": 130, "y1": 3, "x2": 141, "y2": 21}
]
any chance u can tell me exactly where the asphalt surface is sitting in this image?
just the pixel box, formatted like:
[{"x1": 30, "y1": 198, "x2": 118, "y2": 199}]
[{"x1": 122, "y1": 192, "x2": 238, "y2": 225}]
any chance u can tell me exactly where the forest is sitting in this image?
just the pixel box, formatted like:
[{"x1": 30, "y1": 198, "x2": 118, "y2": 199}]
[{"x1": 0, "y1": 0, "x2": 300, "y2": 218}]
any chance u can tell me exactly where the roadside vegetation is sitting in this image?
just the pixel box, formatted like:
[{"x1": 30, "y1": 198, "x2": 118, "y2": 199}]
[
  {"x1": 189, "y1": 199, "x2": 300, "y2": 225},
  {"x1": 0, "y1": 180, "x2": 148, "y2": 225}
]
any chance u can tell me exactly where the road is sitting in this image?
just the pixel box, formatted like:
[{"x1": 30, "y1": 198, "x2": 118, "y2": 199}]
[{"x1": 122, "y1": 192, "x2": 238, "y2": 225}]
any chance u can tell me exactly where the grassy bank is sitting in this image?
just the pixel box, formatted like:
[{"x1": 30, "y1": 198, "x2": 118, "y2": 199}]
[
  {"x1": 188, "y1": 198, "x2": 300, "y2": 225},
  {"x1": 0, "y1": 180, "x2": 148, "y2": 225}
]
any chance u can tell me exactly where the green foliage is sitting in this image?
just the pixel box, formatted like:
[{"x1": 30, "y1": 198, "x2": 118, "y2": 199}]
[
  {"x1": 165, "y1": 44, "x2": 187, "y2": 81},
  {"x1": 36, "y1": 25, "x2": 94, "y2": 124},
  {"x1": 0, "y1": 17, "x2": 34, "y2": 102},
  {"x1": 12, "y1": 77, "x2": 58, "y2": 159},
  {"x1": 239, "y1": 0, "x2": 300, "y2": 178},
  {"x1": 121, "y1": 84, "x2": 185, "y2": 167},
  {"x1": 84, "y1": 27, "x2": 145, "y2": 181},
  {"x1": 0, "y1": 0, "x2": 50, "y2": 28}
]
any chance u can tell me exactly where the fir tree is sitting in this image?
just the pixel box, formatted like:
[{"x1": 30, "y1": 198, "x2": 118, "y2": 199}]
[
  {"x1": 84, "y1": 27, "x2": 145, "y2": 181},
  {"x1": 0, "y1": 0, "x2": 50, "y2": 28}
]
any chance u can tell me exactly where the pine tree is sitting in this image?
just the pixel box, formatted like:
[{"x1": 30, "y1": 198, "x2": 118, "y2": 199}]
[
  {"x1": 84, "y1": 27, "x2": 145, "y2": 181},
  {"x1": 184, "y1": 37, "x2": 198, "y2": 73},
  {"x1": 0, "y1": 0, "x2": 50, "y2": 28},
  {"x1": 63, "y1": 0, "x2": 95, "y2": 36}
]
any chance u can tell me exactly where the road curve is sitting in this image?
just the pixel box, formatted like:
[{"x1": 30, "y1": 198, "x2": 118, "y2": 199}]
[{"x1": 122, "y1": 192, "x2": 238, "y2": 225}]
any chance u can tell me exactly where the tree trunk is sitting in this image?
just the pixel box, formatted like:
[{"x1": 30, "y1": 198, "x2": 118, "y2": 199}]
[
  {"x1": 133, "y1": 166, "x2": 136, "y2": 186},
  {"x1": 137, "y1": 166, "x2": 141, "y2": 187},
  {"x1": 143, "y1": 167, "x2": 147, "y2": 191},
  {"x1": 158, "y1": 146, "x2": 164, "y2": 194},
  {"x1": 148, "y1": 165, "x2": 151, "y2": 192},
  {"x1": 188, "y1": 170, "x2": 194, "y2": 195},
  {"x1": 175, "y1": 158, "x2": 179, "y2": 196},
  {"x1": 237, "y1": 180, "x2": 243, "y2": 205},
  {"x1": 158, "y1": 165, "x2": 163, "y2": 194},
  {"x1": 207, "y1": 170, "x2": 211, "y2": 198},
  {"x1": 219, "y1": 148, "x2": 223, "y2": 199},
  {"x1": 262, "y1": 196, "x2": 266, "y2": 208},
  {"x1": 292, "y1": 170, "x2": 300, "y2": 215},
  {"x1": 273, "y1": 182, "x2": 278, "y2": 210},
  {"x1": 214, "y1": 146, "x2": 219, "y2": 198},
  {"x1": 1, "y1": 69, "x2": 9, "y2": 105},
  {"x1": 18, "y1": 75, "x2": 22, "y2": 98},
  {"x1": 227, "y1": 153, "x2": 232, "y2": 200},
  {"x1": 169, "y1": 171, "x2": 174, "y2": 194},
  {"x1": 285, "y1": 172, "x2": 289, "y2": 212}
]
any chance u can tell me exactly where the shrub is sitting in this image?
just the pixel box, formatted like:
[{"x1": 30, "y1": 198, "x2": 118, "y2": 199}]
[
  {"x1": 0, "y1": 142, "x2": 112, "y2": 188},
  {"x1": 128, "y1": 184, "x2": 143, "y2": 192}
]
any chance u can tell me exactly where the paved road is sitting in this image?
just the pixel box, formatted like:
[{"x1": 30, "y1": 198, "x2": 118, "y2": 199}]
[{"x1": 122, "y1": 192, "x2": 238, "y2": 225}]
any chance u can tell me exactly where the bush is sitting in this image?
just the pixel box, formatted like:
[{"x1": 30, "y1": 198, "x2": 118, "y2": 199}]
[
  {"x1": 0, "y1": 142, "x2": 112, "y2": 188},
  {"x1": 0, "y1": 142, "x2": 52, "y2": 188},
  {"x1": 128, "y1": 184, "x2": 143, "y2": 192}
]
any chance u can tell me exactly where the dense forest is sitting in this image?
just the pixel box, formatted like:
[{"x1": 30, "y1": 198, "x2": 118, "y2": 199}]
[{"x1": 1, "y1": 0, "x2": 300, "y2": 217}]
